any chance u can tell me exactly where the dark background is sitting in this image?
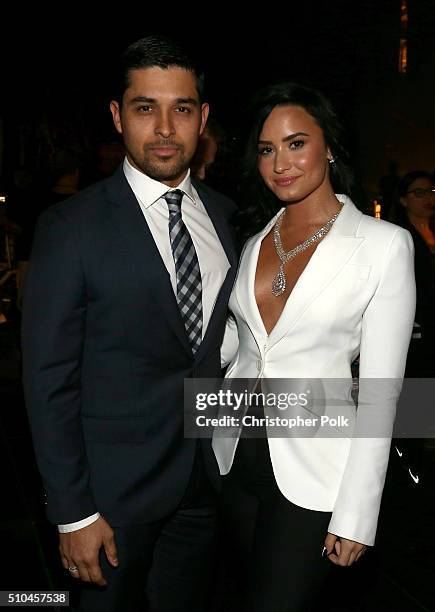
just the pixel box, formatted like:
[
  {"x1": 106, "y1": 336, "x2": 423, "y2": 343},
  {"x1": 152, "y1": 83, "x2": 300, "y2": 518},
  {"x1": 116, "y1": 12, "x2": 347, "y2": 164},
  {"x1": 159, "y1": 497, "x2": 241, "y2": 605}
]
[
  {"x1": 0, "y1": 3, "x2": 435, "y2": 610},
  {"x1": 1, "y1": 0, "x2": 434, "y2": 195}
]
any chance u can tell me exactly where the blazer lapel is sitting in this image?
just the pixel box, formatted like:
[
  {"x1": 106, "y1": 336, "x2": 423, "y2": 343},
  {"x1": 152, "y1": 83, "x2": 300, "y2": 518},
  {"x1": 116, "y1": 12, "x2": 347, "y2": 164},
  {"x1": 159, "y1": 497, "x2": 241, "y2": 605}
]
[
  {"x1": 104, "y1": 168, "x2": 193, "y2": 356},
  {"x1": 268, "y1": 197, "x2": 365, "y2": 349}
]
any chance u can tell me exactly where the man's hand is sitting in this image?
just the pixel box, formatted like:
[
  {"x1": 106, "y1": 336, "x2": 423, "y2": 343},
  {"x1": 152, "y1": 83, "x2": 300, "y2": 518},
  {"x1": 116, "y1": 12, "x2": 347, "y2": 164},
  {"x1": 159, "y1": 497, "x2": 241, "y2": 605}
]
[
  {"x1": 324, "y1": 532, "x2": 367, "y2": 566},
  {"x1": 59, "y1": 516, "x2": 118, "y2": 585}
]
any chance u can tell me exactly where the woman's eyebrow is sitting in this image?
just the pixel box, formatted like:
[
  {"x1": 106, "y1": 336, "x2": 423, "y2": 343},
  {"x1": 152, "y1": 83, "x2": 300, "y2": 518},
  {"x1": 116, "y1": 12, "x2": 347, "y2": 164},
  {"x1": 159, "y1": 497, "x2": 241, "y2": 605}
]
[{"x1": 258, "y1": 131, "x2": 309, "y2": 144}]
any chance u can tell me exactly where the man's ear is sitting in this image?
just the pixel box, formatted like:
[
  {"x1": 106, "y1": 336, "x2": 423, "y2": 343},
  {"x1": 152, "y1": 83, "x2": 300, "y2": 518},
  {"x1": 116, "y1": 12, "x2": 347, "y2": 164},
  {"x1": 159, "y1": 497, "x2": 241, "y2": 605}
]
[
  {"x1": 199, "y1": 103, "x2": 210, "y2": 136},
  {"x1": 110, "y1": 101, "x2": 123, "y2": 135},
  {"x1": 399, "y1": 197, "x2": 407, "y2": 208}
]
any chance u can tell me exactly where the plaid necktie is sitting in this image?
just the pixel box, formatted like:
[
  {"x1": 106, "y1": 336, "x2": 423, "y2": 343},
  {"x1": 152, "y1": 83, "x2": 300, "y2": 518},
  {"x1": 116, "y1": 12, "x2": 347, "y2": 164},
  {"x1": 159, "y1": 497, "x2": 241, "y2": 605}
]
[{"x1": 164, "y1": 189, "x2": 203, "y2": 354}]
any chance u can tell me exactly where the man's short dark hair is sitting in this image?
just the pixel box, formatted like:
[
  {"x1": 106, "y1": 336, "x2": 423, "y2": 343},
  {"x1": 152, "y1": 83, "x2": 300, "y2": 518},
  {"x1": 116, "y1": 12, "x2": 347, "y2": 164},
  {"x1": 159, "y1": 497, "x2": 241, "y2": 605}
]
[{"x1": 113, "y1": 34, "x2": 205, "y2": 105}]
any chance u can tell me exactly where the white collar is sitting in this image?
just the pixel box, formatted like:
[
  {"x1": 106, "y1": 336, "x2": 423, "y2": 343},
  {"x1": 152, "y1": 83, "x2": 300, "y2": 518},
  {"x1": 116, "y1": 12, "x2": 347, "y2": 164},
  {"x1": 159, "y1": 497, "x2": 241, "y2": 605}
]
[{"x1": 123, "y1": 157, "x2": 197, "y2": 209}]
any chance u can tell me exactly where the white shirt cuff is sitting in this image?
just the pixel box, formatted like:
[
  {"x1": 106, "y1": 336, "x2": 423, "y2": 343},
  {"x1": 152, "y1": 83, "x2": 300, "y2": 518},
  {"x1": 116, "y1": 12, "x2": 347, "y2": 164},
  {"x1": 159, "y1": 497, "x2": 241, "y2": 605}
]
[{"x1": 58, "y1": 512, "x2": 100, "y2": 533}]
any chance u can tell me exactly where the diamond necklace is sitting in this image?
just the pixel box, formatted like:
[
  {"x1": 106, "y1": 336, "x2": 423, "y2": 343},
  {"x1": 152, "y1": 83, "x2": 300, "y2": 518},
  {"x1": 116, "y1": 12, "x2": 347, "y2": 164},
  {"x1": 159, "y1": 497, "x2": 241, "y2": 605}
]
[{"x1": 271, "y1": 206, "x2": 342, "y2": 296}]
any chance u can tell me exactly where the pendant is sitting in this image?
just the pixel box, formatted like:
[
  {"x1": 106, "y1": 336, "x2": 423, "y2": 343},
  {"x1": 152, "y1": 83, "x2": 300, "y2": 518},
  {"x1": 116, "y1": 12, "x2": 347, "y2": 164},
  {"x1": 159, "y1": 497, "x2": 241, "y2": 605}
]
[{"x1": 272, "y1": 265, "x2": 286, "y2": 296}]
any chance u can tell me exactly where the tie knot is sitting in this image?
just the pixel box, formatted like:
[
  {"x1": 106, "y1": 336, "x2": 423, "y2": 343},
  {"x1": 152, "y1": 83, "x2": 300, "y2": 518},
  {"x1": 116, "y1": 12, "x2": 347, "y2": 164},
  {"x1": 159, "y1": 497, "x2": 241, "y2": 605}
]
[{"x1": 164, "y1": 189, "x2": 184, "y2": 212}]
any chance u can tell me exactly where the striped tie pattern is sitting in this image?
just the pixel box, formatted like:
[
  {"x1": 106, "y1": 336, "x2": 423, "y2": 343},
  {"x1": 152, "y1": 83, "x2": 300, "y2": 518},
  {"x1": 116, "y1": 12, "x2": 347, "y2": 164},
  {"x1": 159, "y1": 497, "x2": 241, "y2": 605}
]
[{"x1": 164, "y1": 189, "x2": 203, "y2": 353}]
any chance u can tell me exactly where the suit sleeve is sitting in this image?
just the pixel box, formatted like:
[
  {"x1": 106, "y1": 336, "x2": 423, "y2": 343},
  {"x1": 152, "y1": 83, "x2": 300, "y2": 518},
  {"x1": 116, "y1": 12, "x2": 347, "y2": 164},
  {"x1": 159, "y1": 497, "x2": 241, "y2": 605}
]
[
  {"x1": 22, "y1": 207, "x2": 97, "y2": 524},
  {"x1": 328, "y1": 228, "x2": 416, "y2": 546}
]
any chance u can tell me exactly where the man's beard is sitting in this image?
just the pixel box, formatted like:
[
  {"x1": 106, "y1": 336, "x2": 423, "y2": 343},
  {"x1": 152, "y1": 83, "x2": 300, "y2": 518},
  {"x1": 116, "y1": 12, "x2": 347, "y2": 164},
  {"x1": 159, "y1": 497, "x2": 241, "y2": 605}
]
[{"x1": 136, "y1": 144, "x2": 189, "y2": 183}]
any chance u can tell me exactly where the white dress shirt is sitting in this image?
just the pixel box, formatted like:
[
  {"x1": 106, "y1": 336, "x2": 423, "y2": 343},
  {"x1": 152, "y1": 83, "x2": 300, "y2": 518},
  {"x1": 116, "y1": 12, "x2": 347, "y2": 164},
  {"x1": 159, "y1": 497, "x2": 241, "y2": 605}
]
[{"x1": 58, "y1": 158, "x2": 230, "y2": 533}]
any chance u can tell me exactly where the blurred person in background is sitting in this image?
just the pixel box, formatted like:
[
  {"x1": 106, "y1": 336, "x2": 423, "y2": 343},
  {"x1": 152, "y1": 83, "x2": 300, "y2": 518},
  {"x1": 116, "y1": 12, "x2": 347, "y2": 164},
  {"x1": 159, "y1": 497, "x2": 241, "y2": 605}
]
[
  {"x1": 12, "y1": 149, "x2": 83, "y2": 308},
  {"x1": 395, "y1": 171, "x2": 435, "y2": 377},
  {"x1": 388, "y1": 171, "x2": 435, "y2": 483},
  {"x1": 191, "y1": 118, "x2": 222, "y2": 182}
]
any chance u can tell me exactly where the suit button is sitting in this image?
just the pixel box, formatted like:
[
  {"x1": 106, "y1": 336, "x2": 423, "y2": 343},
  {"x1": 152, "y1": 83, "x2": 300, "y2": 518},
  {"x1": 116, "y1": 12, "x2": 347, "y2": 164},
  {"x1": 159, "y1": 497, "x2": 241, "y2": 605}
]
[{"x1": 256, "y1": 359, "x2": 262, "y2": 371}]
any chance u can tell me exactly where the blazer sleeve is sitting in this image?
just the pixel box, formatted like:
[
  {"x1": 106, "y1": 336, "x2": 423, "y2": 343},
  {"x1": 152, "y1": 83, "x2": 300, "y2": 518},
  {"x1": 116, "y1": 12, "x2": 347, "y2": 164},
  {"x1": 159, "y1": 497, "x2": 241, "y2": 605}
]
[
  {"x1": 221, "y1": 313, "x2": 239, "y2": 368},
  {"x1": 22, "y1": 207, "x2": 97, "y2": 524},
  {"x1": 327, "y1": 227, "x2": 416, "y2": 546}
]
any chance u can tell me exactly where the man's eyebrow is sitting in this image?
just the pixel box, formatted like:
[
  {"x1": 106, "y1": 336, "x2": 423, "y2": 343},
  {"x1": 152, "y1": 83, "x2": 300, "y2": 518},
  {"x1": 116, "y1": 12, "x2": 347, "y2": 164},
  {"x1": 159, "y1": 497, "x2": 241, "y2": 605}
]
[
  {"x1": 175, "y1": 97, "x2": 199, "y2": 105},
  {"x1": 128, "y1": 96, "x2": 156, "y2": 104},
  {"x1": 258, "y1": 131, "x2": 309, "y2": 144},
  {"x1": 127, "y1": 96, "x2": 199, "y2": 105}
]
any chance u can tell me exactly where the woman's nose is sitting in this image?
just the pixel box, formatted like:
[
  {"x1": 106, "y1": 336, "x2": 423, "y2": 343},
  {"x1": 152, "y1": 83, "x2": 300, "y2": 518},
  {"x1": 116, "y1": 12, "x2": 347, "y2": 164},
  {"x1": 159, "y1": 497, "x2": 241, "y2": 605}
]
[{"x1": 273, "y1": 150, "x2": 292, "y2": 173}]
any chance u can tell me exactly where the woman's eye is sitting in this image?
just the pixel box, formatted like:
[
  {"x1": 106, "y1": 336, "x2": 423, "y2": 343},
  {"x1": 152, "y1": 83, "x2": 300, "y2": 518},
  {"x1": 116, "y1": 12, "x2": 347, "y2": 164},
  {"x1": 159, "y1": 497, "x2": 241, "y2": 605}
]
[
  {"x1": 289, "y1": 139, "x2": 304, "y2": 149},
  {"x1": 259, "y1": 146, "x2": 273, "y2": 156}
]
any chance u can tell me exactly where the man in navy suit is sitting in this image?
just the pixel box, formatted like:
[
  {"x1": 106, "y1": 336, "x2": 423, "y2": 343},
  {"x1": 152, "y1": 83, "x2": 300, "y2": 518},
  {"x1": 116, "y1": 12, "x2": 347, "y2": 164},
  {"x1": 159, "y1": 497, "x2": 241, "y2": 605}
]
[{"x1": 22, "y1": 34, "x2": 237, "y2": 611}]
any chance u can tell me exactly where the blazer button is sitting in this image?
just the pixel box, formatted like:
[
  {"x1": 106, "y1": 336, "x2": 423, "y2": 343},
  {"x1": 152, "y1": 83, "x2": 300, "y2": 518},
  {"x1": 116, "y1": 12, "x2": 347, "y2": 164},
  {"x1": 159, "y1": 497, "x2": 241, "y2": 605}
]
[{"x1": 256, "y1": 359, "x2": 262, "y2": 371}]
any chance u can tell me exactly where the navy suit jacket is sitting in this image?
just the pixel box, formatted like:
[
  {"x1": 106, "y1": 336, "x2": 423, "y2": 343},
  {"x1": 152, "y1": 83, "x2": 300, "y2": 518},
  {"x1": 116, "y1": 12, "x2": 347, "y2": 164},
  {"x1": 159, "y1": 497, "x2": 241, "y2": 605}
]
[{"x1": 22, "y1": 165, "x2": 237, "y2": 526}]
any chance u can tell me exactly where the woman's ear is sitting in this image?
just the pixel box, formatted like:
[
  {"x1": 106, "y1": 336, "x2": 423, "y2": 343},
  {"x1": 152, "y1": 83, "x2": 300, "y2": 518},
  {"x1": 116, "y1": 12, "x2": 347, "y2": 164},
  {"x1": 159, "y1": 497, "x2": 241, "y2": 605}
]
[
  {"x1": 326, "y1": 148, "x2": 336, "y2": 165},
  {"x1": 399, "y1": 197, "x2": 407, "y2": 208}
]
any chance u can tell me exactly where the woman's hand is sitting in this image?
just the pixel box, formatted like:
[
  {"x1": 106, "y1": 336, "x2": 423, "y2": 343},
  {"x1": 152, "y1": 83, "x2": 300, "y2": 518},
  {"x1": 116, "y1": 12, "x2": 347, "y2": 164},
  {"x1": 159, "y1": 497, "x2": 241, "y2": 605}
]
[{"x1": 323, "y1": 532, "x2": 367, "y2": 566}]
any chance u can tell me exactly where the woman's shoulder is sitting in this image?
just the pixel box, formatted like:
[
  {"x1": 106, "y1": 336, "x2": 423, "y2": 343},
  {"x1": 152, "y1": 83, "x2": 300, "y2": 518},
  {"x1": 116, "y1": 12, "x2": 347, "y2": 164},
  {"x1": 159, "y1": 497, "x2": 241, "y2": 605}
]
[
  {"x1": 356, "y1": 209, "x2": 412, "y2": 246},
  {"x1": 336, "y1": 195, "x2": 406, "y2": 238},
  {"x1": 357, "y1": 214, "x2": 415, "y2": 268},
  {"x1": 360, "y1": 213, "x2": 410, "y2": 236},
  {"x1": 336, "y1": 196, "x2": 413, "y2": 259}
]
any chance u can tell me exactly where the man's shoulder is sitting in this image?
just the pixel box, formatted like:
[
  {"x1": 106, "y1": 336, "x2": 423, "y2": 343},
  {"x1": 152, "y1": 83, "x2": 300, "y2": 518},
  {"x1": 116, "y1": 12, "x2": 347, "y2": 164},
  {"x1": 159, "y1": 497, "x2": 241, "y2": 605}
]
[
  {"x1": 39, "y1": 172, "x2": 121, "y2": 226},
  {"x1": 192, "y1": 180, "x2": 237, "y2": 220}
]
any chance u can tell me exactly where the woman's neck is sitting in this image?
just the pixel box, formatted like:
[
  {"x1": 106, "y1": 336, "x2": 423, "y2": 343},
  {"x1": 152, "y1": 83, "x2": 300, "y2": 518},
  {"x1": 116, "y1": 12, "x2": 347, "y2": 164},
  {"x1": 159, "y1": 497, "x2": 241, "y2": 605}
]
[{"x1": 280, "y1": 186, "x2": 341, "y2": 231}]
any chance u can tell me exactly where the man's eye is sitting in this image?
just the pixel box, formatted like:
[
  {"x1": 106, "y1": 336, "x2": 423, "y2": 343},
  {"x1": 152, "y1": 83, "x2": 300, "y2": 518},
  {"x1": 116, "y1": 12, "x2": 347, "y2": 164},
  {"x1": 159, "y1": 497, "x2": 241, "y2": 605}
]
[
  {"x1": 290, "y1": 140, "x2": 304, "y2": 149},
  {"x1": 175, "y1": 106, "x2": 191, "y2": 113},
  {"x1": 137, "y1": 105, "x2": 152, "y2": 113}
]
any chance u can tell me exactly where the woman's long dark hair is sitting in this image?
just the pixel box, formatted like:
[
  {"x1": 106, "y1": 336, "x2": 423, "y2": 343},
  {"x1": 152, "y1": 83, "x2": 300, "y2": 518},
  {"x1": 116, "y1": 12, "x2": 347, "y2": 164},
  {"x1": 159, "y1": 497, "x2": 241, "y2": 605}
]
[{"x1": 235, "y1": 82, "x2": 354, "y2": 241}]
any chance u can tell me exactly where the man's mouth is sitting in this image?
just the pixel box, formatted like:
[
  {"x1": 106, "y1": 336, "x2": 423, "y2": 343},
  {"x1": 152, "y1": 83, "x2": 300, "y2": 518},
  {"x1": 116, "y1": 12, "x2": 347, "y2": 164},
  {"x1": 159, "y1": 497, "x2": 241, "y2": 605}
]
[{"x1": 148, "y1": 145, "x2": 180, "y2": 156}]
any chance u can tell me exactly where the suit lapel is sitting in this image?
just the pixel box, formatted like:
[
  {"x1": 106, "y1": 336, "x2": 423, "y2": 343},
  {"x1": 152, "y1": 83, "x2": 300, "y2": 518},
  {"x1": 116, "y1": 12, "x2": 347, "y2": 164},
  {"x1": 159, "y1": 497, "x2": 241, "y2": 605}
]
[
  {"x1": 191, "y1": 179, "x2": 238, "y2": 362},
  {"x1": 104, "y1": 169, "x2": 238, "y2": 361},
  {"x1": 104, "y1": 168, "x2": 193, "y2": 356}
]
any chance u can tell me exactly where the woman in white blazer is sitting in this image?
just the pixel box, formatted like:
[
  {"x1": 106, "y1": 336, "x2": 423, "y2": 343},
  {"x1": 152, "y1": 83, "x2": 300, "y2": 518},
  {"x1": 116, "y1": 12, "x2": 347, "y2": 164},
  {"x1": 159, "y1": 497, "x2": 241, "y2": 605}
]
[{"x1": 212, "y1": 83, "x2": 416, "y2": 611}]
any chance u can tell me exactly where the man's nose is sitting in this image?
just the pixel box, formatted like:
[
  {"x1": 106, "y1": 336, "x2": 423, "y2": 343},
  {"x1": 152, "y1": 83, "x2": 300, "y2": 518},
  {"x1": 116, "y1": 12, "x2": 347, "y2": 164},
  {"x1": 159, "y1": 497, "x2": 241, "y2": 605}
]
[{"x1": 155, "y1": 111, "x2": 175, "y2": 138}]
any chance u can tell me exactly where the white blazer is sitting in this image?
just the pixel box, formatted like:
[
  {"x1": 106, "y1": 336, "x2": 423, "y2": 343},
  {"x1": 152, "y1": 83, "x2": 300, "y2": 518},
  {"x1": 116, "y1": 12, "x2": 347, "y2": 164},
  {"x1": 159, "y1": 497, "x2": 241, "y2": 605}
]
[{"x1": 213, "y1": 195, "x2": 416, "y2": 546}]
